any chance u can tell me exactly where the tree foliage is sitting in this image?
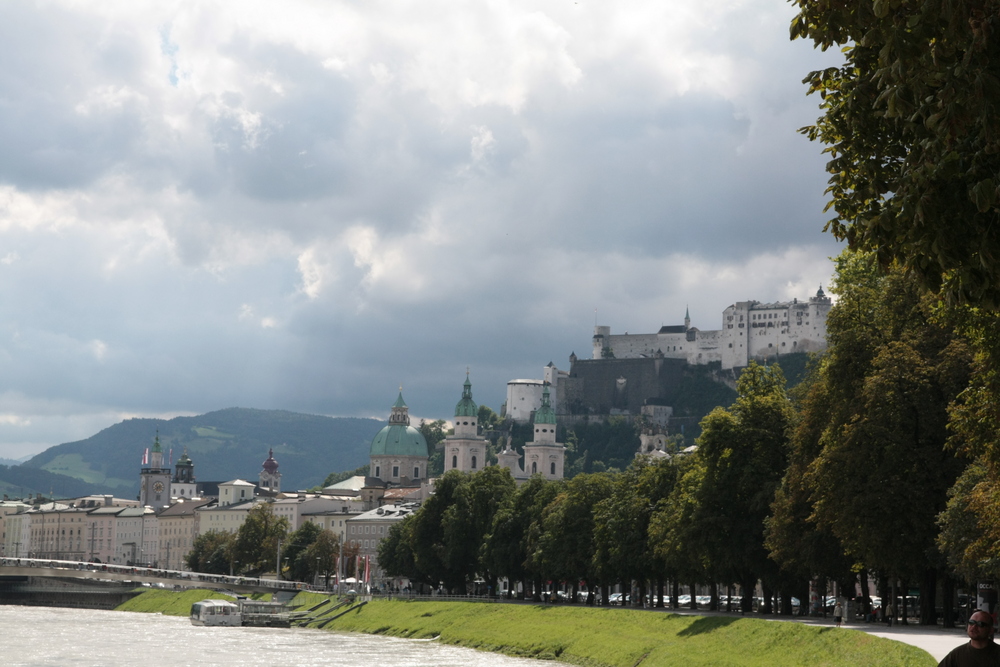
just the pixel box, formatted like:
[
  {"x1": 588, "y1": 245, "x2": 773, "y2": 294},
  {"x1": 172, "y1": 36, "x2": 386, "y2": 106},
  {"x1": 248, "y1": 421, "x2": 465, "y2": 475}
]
[
  {"x1": 185, "y1": 530, "x2": 235, "y2": 574},
  {"x1": 232, "y1": 504, "x2": 290, "y2": 575},
  {"x1": 793, "y1": 0, "x2": 1000, "y2": 306}
]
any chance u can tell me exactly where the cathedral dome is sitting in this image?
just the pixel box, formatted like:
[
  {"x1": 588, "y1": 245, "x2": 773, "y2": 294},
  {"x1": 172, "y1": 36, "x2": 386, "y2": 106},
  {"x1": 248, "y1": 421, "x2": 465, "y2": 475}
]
[
  {"x1": 370, "y1": 392, "x2": 429, "y2": 458},
  {"x1": 369, "y1": 424, "x2": 429, "y2": 457}
]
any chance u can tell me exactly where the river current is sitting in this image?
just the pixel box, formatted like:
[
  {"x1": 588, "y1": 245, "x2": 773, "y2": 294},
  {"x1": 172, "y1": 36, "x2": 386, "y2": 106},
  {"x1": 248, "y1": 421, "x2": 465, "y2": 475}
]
[{"x1": 2, "y1": 605, "x2": 545, "y2": 667}]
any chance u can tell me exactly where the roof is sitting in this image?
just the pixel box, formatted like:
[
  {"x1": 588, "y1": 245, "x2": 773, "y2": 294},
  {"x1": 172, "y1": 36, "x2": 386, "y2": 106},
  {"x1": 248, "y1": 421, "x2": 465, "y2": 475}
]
[
  {"x1": 657, "y1": 325, "x2": 687, "y2": 334},
  {"x1": 157, "y1": 498, "x2": 215, "y2": 517},
  {"x1": 221, "y1": 479, "x2": 257, "y2": 487},
  {"x1": 348, "y1": 503, "x2": 421, "y2": 522},
  {"x1": 370, "y1": 424, "x2": 429, "y2": 458}
]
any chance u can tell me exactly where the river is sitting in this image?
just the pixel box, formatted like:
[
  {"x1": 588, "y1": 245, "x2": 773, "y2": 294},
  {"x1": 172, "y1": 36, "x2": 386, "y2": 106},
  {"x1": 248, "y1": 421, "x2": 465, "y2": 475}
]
[{"x1": 2, "y1": 605, "x2": 545, "y2": 666}]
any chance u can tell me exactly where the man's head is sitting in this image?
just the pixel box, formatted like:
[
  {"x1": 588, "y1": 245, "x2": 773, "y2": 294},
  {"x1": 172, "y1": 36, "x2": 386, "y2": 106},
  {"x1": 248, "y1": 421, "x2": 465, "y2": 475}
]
[{"x1": 968, "y1": 611, "x2": 994, "y2": 646}]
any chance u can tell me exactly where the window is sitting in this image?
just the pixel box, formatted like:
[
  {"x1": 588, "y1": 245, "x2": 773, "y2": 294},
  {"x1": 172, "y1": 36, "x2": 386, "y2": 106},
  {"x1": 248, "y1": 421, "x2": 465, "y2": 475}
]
[
  {"x1": 550, "y1": 462, "x2": 556, "y2": 475},
  {"x1": 414, "y1": 466, "x2": 419, "y2": 478},
  {"x1": 452, "y1": 455, "x2": 457, "y2": 469},
  {"x1": 375, "y1": 465, "x2": 380, "y2": 477},
  {"x1": 532, "y1": 462, "x2": 537, "y2": 474},
  {"x1": 471, "y1": 456, "x2": 477, "y2": 469},
  {"x1": 392, "y1": 466, "x2": 399, "y2": 477}
]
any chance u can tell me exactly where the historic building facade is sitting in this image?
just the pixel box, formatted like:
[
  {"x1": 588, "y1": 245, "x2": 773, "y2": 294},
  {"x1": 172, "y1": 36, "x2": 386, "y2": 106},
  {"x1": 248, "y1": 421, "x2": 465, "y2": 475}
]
[{"x1": 592, "y1": 288, "x2": 833, "y2": 370}]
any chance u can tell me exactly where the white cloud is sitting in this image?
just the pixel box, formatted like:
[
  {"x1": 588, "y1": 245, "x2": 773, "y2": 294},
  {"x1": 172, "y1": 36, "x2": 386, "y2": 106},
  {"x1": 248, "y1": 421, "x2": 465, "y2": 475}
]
[{"x1": 0, "y1": 0, "x2": 846, "y2": 458}]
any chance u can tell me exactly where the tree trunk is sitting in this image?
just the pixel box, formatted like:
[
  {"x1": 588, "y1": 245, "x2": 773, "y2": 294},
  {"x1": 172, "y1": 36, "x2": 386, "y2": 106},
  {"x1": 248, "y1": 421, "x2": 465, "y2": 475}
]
[
  {"x1": 657, "y1": 578, "x2": 665, "y2": 608},
  {"x1": 672, "y1": 579, "x2": 680, "y2": 609},
  {"x1": 600, "y1": 582, "x2": 609, "y2": 606},
  {"x1": 741, "y1": 578, "x2": 754, "y2": 613},
  {"x1": 727, "y1": 583, "x2": 733, "y2": 613},
  {"x1": 710, "y1": 582, "x2": 719, "y2": 611},
  {"x1": 689, "y1": 582, "x2": 698, "y2": 610},
  {"x1": 761, "y1": 583, "x2": 773, "y2": 614},
  {"x1": 942, "y1": 575, "x2": 955, "y2": 628},
  {"x1": 920, "y1": 568, "x2": 937, "y2": 625}
]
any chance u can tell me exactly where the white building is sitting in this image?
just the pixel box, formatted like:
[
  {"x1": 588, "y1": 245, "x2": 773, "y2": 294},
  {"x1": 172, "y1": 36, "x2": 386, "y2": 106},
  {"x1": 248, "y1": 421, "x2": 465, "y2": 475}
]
[
  {"x1": 444, "y1": 375, "x2": 489, "y2": 473},
  {"x1": 593, "y1": 288, "x2": 833, "y2": 370}
]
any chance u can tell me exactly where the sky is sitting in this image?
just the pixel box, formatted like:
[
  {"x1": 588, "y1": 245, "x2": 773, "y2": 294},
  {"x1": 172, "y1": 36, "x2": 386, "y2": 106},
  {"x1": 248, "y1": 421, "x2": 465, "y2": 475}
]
[{"x1": 0, "y1": 0, "x2": 845, "y2": 460}]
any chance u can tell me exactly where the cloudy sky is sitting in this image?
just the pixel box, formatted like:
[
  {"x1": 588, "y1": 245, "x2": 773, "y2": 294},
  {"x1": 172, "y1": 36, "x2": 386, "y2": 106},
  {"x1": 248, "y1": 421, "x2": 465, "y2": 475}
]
[{"x1": 0, "y1": 0, "x2": 844, "y2": 459}]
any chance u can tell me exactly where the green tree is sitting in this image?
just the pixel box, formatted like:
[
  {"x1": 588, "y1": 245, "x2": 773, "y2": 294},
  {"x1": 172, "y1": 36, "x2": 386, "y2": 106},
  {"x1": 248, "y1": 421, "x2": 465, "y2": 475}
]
[
  {"x1": 533, "y1": 472, "x2": 614, "y2": 601},
  {"x1": 484, "y1": 475, "x2": 559, "y2": 599},
  {"x1": 283, "y1": 521, "x2": 322, "y2": 582},
  {"x1": 688, "y1": 362, "x2": 795, "y2": 611},
  {"x1": 440, "y1": 466, "x2": 516, "y2": 594},
  {"x1": 232, "y1": 504, "x2": 290, "y2": 576},
  {"x1": 378, "y1": 515, "x2": 419, "y2": 585},
  {"x1": 185, "y1": 531, "x2": 235, "y2": 574},
  {"x1": 804, "y1": 251, "x2": 972, "y2": 624},
  {"x1": 792, "y1": 0, "x2": 1000, "y2": 306},
  {"x1": 305, "y1": 529, "x2": 341, "y2": 588}
]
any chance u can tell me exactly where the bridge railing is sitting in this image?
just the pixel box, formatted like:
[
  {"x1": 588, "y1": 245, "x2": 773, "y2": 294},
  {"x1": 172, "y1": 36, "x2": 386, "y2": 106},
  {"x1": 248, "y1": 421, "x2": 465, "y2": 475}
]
[{"x1": 0, "y1": 557, "x2": 318, "y2": 593}]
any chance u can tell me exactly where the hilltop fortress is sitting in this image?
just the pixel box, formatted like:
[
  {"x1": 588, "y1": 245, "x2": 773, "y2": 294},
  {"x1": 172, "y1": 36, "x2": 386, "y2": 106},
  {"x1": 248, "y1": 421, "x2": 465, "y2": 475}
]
[
  {"x1": 592, "y1": 286, "x2": 832, "y2": 370},
  {"x1": 506, "y1": 288, "x2": 833, "y2": 421}
]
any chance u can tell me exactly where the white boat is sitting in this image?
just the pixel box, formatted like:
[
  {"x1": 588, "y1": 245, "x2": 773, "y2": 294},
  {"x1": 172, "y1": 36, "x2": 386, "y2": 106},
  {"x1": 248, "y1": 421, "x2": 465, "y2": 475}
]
[{"x1": 190, "y1": 599, "x2": 242, "y2": 626}]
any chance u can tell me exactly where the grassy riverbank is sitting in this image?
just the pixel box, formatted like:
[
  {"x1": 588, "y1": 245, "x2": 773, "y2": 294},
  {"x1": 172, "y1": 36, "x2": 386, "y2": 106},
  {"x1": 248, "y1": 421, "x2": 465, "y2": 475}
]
[
  {"x1": 305, "y1": 598, "x2": 934, "y2": 667},
  {"x1": 118, "y1": 591, "x2": 934, "y2": 666}
]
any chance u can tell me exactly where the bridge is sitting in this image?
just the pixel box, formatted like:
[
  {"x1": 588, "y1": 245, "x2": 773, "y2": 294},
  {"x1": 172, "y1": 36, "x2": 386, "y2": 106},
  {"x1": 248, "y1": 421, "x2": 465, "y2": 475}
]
[{"x1": 0, "y1": 557, "x2": 316, "y2": 596}]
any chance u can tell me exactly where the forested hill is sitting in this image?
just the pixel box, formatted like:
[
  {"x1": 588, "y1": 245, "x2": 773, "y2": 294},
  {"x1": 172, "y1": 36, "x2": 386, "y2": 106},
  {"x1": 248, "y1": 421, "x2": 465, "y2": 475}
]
[{"x1": 19, "y1": 408, "x2": 385, "y2": 497}]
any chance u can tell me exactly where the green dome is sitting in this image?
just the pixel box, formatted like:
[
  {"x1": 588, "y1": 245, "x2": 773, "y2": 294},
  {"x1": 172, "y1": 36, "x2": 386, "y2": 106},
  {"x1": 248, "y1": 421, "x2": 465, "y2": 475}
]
[
  {"x1": 455, "y1": 375, "x2": 478, "y2": 417},
  {"x1": 370, "y1": 390, "x2": 428, "y2": 457},
  {"x1": 370, "y1": 424, "x2": 429, "y2": 457}
]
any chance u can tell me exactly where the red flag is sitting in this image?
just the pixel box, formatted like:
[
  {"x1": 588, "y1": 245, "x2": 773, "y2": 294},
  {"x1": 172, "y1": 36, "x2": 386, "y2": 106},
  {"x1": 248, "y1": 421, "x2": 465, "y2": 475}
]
[
  {"x1": 355, "y1": 554, "x2": 360, "y2": 580},
  {"x1": 169, "y1": 448, "x2": 173, "y2": 465},
  {"x1": 142, "y1": 448, "x2": 149, "y2": 465},
  {"x1": 364, "y1": 555, "x2": 370, "y2": 583}
]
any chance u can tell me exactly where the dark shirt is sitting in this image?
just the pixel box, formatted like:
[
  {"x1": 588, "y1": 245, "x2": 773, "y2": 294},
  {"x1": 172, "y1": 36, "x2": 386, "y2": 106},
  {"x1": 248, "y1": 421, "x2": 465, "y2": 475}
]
[{"x1": 939, "y1": 641, "x2": 1000, "y2": 667}]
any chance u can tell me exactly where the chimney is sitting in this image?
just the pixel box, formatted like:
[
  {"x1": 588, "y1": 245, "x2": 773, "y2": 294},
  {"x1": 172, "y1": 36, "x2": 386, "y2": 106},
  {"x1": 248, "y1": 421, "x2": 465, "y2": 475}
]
[{"x1": 104, "y1": 495, "x2": 113, "y2": 507}]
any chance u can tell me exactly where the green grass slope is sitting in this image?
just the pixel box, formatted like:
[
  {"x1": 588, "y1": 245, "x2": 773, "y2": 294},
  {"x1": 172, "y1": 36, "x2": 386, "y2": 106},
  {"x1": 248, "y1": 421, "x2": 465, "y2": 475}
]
[{"x1": 318, "y1": 600, "x2": 934, "y2": 667}]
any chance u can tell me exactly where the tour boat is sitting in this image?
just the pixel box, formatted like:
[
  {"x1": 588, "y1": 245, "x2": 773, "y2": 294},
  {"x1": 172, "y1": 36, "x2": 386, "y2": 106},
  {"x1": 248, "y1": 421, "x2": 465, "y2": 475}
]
[{"x1": 190, "y1": 599, "x2": 242, "y2": 626}]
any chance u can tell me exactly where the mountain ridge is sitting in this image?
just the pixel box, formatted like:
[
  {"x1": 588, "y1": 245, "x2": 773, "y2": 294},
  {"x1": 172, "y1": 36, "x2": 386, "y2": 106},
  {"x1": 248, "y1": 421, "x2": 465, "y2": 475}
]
[{"x1": 17, "y1": 408, "x2": 386, "y2": 498}]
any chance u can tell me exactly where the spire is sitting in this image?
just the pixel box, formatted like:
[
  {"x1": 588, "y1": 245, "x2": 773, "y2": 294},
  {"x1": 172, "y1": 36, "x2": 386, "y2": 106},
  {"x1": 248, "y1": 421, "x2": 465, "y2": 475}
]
[
  {"x1": 455, "y1": 371, "x2": 478, "y2": 417},
  {"x1": 684, "y1": 305, "x2": 691, "y2": 329},
  {"x1": 152, "y1": 432, "x2": 162, "y2": 454},
  {"x1": 534, "y1": 384, "x2": 556, "y2": 425},
  {"x1": 262, "y1": 447, "x2": 279, "y2": 474}
]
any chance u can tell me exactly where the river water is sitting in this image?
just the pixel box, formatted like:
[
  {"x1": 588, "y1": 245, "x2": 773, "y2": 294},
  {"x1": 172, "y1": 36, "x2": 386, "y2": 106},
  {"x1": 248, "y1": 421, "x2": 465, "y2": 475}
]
[{"x1": 2, "y1": 605, "x2": 545, "y2": 667}]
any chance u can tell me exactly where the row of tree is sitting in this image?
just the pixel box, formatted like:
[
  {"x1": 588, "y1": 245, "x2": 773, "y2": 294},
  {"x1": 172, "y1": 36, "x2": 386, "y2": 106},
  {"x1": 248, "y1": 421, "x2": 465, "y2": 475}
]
[
  {"x1": 186, "y1": 505, "x2": 345, "y2": 586},
  {"x1": 377, "y1": 249, "x2": 999, "y2": 624}
]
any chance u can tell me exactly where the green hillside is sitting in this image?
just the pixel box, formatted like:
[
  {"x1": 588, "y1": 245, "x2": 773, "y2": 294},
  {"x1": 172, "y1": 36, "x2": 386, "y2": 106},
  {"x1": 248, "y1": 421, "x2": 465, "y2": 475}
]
[{"x1": 18, "y1": 408, "x2": 385, "y2": 497}]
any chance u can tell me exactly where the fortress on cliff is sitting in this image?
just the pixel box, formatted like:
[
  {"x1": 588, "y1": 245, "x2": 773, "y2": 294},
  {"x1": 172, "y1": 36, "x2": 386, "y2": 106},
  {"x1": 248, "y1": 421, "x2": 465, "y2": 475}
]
[{"x1": 592, "y1": 286, "x2": 832, "y2": 370}]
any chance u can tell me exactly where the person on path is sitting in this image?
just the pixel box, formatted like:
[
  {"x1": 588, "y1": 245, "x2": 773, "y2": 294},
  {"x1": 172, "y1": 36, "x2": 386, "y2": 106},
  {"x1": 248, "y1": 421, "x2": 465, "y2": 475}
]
[
  {"x1": 938, "y1": 610, "x2": 1000, "y2": 666},
  {"x1": 886, "y1": 602, "x2": 895, "y2": 627},
  {"x1": 833, "y1": 601, "x2": 844, "y2": 628}
]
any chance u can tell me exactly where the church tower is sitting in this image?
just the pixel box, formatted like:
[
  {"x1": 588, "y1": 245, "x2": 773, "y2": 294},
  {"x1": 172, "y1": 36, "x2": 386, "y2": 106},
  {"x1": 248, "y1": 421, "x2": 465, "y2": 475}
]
[
  {"x1": 139, "y1": 434, "x2": 172, "y2": 510},
  {"x1": 171, "y1": 447, "x2": 198, "y2": 499},
  {"x1": 522, "y1": 385, "x2": 566, "y2": 480},
  {"x1": 259, "y1": 448, "x2": 281, "y2": 493},
  {"x1": 444, "y1": 373, "x2": 487, "y2": 473}
]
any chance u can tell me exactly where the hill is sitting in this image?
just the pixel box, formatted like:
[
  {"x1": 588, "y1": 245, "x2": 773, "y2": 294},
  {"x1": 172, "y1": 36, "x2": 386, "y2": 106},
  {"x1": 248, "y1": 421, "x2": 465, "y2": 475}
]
[{"x1": 18, "y1": 408, "x2": 385, "y2": 498}]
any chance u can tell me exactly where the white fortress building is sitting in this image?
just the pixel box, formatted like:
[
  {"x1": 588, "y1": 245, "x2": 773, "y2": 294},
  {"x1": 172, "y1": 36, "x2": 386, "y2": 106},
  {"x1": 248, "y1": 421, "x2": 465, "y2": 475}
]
[{"x1": 592, "y1": 288, "x2": 833, "y2": 370}]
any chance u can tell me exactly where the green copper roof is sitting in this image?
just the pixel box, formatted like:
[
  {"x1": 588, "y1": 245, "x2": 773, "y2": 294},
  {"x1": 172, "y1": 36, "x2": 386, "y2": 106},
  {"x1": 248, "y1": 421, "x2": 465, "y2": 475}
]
[
  {"x1": 177, "y1": 448, "x2": 192, "y2": 465},
  {"x1": 151, "y1": 434, "x2": 163, "y2": 454},
  {"x1": 455, "y1": 375, "x2": 478, "y2": 417},
  {"x1": 393, "y1": 391, "x2": 406, "y2": 409},
  {"x1": 370, "y1": 424, "x2": 429, "y2": 458},
  {"x1": 534, "y1": 385, "x2": 556, "y2": 424}
]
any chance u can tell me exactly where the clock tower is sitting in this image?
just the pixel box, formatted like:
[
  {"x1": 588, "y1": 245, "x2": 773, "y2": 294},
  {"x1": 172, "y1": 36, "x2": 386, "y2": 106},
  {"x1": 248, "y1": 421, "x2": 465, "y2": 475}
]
[{"x1": 139, "y1": 434, "x2": 172, "y2": 510}]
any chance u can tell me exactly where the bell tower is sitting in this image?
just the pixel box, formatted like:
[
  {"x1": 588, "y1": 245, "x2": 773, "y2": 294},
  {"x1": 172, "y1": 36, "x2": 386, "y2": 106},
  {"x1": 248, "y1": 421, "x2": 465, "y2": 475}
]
[{"x1": 139, "y1": 433, "x2": 172, "y2": 510}]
